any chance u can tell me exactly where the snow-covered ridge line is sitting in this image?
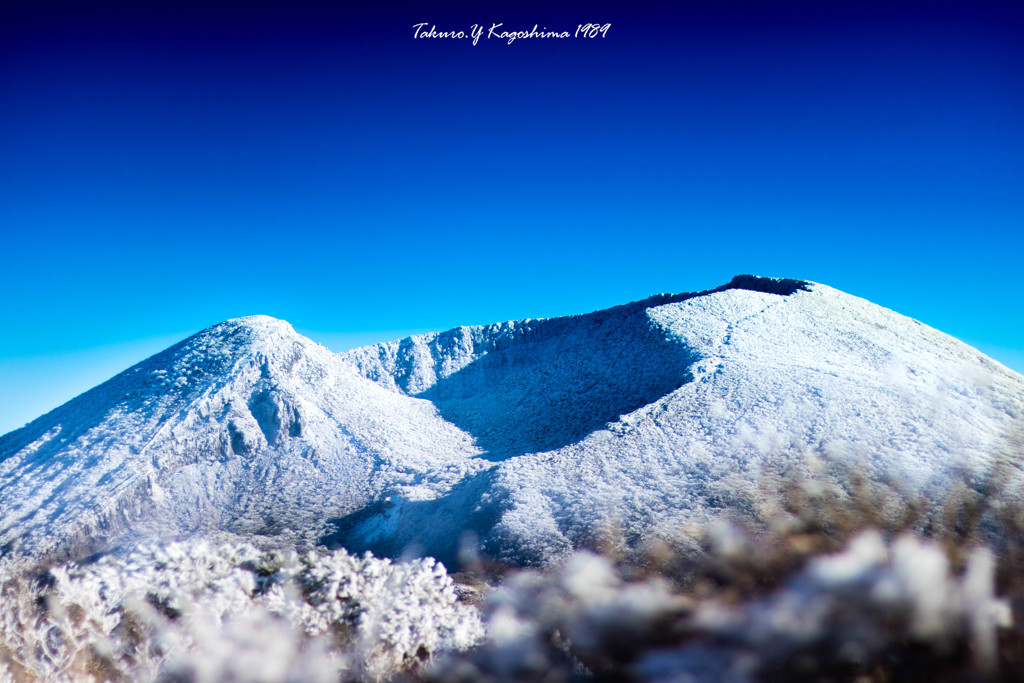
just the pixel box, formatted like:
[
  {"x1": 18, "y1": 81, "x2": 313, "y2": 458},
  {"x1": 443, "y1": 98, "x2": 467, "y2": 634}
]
[{"x1": 341, "y1": 274, "x2": 808, "y2": 397}]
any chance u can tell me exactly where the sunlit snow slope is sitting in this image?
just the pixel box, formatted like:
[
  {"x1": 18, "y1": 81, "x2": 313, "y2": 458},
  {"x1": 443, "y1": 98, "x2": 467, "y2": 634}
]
[
  {"x1": 1, "y1": 276, "x2": 1022, "y2": 567},
  {"x1": 0, "y1": 317, "x2": 482, "y2": 564}
]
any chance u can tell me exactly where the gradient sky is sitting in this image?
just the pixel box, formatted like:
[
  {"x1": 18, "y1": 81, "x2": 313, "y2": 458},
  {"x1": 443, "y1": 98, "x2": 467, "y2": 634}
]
[{"x1": 1, "y1": 0, "x2": 1022, "y2": 435}]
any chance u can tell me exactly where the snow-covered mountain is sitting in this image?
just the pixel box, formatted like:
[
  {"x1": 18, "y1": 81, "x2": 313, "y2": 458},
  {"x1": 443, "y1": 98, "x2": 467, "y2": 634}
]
[{"x1": 1, "y1": 276, "x2": 1022, "y2": 569}]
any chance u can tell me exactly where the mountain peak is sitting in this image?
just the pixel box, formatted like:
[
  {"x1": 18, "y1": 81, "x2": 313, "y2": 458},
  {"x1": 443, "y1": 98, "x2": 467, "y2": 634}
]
[
  {"x1": 219, "y1": 314, "x2": 290, "y2": 329},
  {"x1": 188, "y1": 314, "x2": 298, "y2": 349}
]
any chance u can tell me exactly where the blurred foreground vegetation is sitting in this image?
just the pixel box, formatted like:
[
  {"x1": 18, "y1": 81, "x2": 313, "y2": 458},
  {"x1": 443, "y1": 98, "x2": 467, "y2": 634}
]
[{"x1": 4, "y1": 437, "x2": 1024, "y2": 682}]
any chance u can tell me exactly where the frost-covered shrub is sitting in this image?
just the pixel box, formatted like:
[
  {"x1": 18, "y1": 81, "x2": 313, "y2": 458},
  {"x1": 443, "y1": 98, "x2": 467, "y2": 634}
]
[
  {"x1": 430, "y1": 531, "x2": 1017, "y2": 682},
  {"x1": 0, "y1": 542, "x2": 481, "y2": 682},
  {"x1": 429, "y1": 551, "x2": 689, "y2": 681},
  {"x1": 636, "y1": 531, "x2": 1011, "y2": 682},
  {"x1": 295, "y1": 549, "x2": 482, "y2": 680},
  {"x1": 2, "y1": 528, "x2": 1021, "y2": 682}
]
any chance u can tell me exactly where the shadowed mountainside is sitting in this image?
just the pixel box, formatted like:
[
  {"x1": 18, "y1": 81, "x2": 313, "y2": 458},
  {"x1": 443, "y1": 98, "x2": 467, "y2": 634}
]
[{"x1": 346, "y1": 276, "x2": 808, "y2": 460}]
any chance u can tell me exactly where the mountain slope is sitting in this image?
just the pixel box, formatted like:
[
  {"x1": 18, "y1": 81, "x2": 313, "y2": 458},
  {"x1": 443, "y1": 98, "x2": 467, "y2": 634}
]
[
  {"x1": 338, "y1": 277, "x2": 1024, "y2": 564},
  {"x1": 1, "y1": 276, "x2": 1022, "y2": 568},
  {"x1": 0, "y1": 316, "x2": 482, "y2": 565}
]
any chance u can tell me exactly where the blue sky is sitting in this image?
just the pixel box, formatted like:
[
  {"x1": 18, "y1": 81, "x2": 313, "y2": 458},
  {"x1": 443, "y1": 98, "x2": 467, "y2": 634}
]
[{"x1": 1, "y1": 0, "x2": 1022, "y2": 435}]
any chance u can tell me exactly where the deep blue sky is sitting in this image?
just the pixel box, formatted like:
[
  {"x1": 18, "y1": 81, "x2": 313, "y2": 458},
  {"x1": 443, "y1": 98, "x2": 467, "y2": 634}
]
[{"x1": 1, "y1": 0, "x2": 1022, "y2": 434}]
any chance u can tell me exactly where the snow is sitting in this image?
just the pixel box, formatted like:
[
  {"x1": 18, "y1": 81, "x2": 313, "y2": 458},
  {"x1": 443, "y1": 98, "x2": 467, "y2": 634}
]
[
  {"x1": 629, "y1": 531, "x2": 1009, "y2": 682},
  {"x1": 340, "y1": 277, "x2": 1024, "y2": 566},
  {"x1": 1, "y1": 275, "x2": 1022, "y2": 571},
  {"x1": 0, "y1": 540, "x2": 481, "y2": 681},
  {"x1": 0, "y1": 315, "x2": 484, "y2": 568}
]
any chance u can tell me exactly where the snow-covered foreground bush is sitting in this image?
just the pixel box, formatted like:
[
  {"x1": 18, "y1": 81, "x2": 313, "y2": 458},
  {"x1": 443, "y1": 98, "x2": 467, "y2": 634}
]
[
  {"x1": 429, "y1": 533, "x2": 1014, "y2": 682},
  {"x1": 0, "y1": 543, "x2": 482, "y2": 682}
]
